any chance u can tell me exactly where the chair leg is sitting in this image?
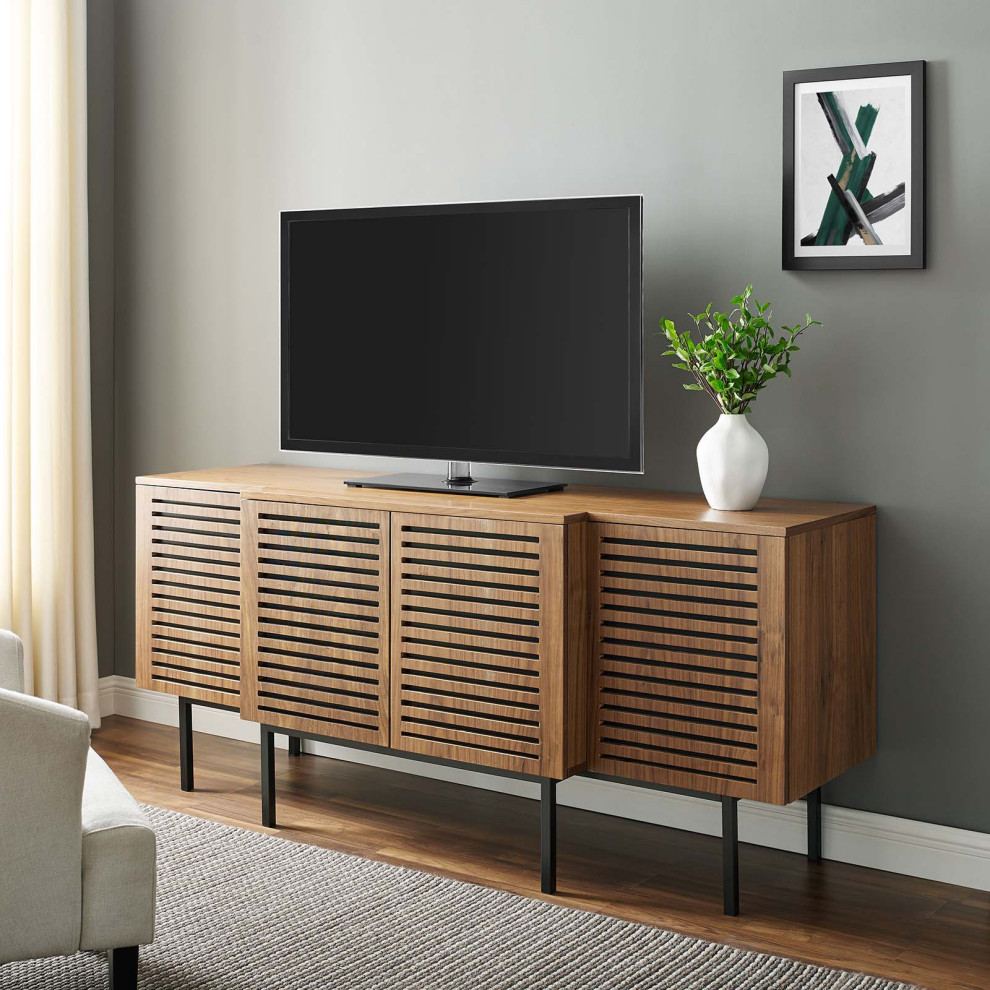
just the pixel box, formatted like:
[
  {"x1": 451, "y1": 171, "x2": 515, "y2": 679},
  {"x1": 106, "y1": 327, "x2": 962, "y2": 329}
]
[
  {"x1": 108, "y1": 945, "x2": 138, "y2": 990},
  {"x1": 288, "y1": 734, "x2": 301, "y2": 757}
]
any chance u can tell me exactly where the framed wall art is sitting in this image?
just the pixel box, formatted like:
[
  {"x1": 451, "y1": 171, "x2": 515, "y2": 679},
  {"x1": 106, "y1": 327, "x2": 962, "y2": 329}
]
[{"x1": 783, "y1": 60, "x2": 925, "y2": 270}]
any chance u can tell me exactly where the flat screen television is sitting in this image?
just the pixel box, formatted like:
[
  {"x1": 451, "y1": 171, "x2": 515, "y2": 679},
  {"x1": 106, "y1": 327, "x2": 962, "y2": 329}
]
[{"x1": 281, "y1": 195, "x2": 643, "y2": 497}]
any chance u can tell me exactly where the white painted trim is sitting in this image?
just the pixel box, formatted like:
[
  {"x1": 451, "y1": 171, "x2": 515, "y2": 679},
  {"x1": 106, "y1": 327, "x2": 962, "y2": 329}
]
[{"x1": 99, "y1": 676, "x2": 990, "y2": 892}]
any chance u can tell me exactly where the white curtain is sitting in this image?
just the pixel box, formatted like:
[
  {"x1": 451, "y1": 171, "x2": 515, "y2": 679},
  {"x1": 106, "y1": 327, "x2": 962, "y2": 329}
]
[{"x1": 0, "y1": 0, "x2": 100, "y2": 725}]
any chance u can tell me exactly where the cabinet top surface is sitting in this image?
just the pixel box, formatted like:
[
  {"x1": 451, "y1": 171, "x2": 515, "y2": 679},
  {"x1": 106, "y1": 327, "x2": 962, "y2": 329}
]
[{"x1": 136, "y1": 464, "x2": 875, "y2": 536}]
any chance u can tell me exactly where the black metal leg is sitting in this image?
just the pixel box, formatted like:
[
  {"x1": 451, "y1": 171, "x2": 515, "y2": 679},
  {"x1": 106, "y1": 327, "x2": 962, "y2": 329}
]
[
  {"x1": 288, "y1": 734, "x2": 302, "y2": 757},
  {"x1": 806, "y1": 787, "x2": 823, "y2": 862},
  {"x1": 540, "y1": 778, "x2": 557, "y2": 894},
  {"x1": 261, "y1": 725, "x2": 276, "y2": 827},
  {"x1": 722, "y1": 796, "x2": 739, "y2": 916},
  {"x1": 108, "y1": 945, "x2": 138, "y2": 990},
  {"x1": 178, "y1": 697, "x2": 194, "y2": 792}
]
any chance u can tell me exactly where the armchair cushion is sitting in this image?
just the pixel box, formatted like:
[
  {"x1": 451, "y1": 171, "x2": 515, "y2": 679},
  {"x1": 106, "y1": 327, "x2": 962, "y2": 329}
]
[{"x1": 79, "y1": 750, "x2": 157, "y2": 950}]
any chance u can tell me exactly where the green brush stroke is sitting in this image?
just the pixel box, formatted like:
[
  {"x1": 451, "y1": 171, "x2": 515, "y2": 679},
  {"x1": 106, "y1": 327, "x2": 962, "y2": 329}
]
[{"x1": 814, "y1": 103, "x2": 879, "y2": 246}]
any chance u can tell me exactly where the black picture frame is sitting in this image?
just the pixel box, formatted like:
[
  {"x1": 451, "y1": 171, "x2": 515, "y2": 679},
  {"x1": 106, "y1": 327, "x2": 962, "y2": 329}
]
[{"x1": 783, "y1": 60, "x2": 926, "y2": 270}]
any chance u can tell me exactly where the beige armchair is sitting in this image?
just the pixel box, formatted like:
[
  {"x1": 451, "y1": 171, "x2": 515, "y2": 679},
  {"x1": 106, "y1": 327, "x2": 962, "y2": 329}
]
[{"x1": 0, "y1": 630, "x2": 156, "y2": 988}]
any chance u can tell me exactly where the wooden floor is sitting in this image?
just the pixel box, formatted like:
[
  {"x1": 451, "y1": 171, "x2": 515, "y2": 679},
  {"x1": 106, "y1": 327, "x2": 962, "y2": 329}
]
[{"x1": 92, "y1": 716, "x2": 989, "y2": 990}]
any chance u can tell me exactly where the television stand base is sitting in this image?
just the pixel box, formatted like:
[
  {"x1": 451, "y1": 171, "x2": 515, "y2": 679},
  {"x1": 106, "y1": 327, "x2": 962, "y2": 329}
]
[{"x1": 344, "y1": 472, "x2": 566, "y2": 498}]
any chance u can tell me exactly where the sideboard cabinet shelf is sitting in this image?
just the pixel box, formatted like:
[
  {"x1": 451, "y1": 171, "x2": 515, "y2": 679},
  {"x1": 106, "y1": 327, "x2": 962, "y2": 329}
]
[{"x1": 136, "y1": 465, "x2": 876, "y2": 915}]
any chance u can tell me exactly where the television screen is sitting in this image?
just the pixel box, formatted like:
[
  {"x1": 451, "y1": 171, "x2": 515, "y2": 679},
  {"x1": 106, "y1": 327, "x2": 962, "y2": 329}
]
[{"x1": 281, "y1": 196, "x2": 642, "y2": 473}]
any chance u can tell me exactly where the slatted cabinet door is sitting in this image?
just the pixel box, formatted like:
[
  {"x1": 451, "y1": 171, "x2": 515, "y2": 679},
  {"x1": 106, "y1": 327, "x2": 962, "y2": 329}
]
[
  {"x1": 241, "y1": 501, "x2": 389, "y2": 746},
  {"x1": 135, "y1": 485, "x2": 242, "y2": 708},
  {"x1": 589, "y1": 523, "x2": 765, "y2": 800},
  {"x1": 390, "y1": 512, "x2": 564, "y2": 778}
]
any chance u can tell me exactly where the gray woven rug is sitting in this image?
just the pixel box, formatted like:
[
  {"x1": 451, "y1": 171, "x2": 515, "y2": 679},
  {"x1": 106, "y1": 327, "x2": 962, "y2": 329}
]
[{"x1": 2, "y1": 805, "x2": 918, "y2": 990}]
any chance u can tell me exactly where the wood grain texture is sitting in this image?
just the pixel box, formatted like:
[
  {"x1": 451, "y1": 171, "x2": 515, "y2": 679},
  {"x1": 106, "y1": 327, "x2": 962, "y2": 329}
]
[
  {"x1": 134, "y1": 469, "x2": 878, "y2": 804},
  {"x1": 137, "y1": 464, "x2": 875, "y2": 536},
  {"x1": 389, "y1": 512, "x2": 568, "y2": 778},
  {"x1": 755, "y1": 536, "x2": 788, "y2": 805},
  {"x1": 241, "y1": 500, "x2": 390, "y2": 746},
  {"x1": 786, "y1": 514, "x2": 877, "y2": 801},
  {"x1": 135, "y1": 485, "x2": 242, "y2": 708},
  {"x1": 589, "y1": 523, "x2": 762, "y2": 799},
  {"x1": 562, "y1": 521, "x2": 590, "y2": 776},
  {"x1": 92, "y1": 717, "x2": 990, "y2": 990}
]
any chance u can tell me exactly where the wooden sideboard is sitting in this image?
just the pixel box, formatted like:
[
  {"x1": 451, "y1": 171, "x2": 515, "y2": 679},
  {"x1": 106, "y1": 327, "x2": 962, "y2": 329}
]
[{"x1": 135, "y1": 464, "x2": 876, "y2": 914}]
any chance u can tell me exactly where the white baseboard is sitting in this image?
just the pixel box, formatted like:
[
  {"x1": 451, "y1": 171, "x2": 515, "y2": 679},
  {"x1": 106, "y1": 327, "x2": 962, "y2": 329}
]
[{"x1": 98, "y1": 675, "x2": 990, "y2": 893}]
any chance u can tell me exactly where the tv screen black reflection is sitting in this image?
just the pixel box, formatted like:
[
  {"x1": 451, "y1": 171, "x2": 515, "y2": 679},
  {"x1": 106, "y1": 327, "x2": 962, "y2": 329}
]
[{"x1": 281, "y1": 196, "x2": 643, "y2": 473}]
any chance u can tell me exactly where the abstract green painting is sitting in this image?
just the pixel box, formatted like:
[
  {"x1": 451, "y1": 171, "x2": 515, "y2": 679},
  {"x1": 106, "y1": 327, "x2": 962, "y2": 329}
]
[{"x1": 783, "y1": 61, "x2": 925, "y2": 270}]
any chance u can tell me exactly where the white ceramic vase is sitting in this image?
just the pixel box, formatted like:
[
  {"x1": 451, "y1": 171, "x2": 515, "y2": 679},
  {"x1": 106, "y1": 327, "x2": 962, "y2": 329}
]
[{"x1": 696, "y1": 414, "x2": 769, "y2": 511}]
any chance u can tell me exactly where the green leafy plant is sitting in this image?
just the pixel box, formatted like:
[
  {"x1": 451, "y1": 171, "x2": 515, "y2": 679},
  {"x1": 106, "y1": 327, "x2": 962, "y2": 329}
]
[{"x1": 661, "y1": 285, "x2": 821, "y2": 415}]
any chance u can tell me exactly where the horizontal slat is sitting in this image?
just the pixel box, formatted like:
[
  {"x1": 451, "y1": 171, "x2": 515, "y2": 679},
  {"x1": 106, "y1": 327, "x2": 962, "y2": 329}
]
[
  {"x1": 599, "y1": 640, "x2": 758, "y2": 675},
  {"x1": 151, "y1": 614, "x2": 240, "y2": 639},
  {"x1": 398, "y1": 570, "x2": 540, "y2": 601},
  {"x1": 400, "y1": 704, "x2": 540, "y2": 739},
  {"x1": 396, "y1": 719, "x2": 540, "y2": 757},
  {"x1": 256, "y1": 527, "x2": 382, "y2": 548},
  {"x1": 399, "y1": 584, "x2": 540, "y2": 616},
  {"x1": 151, "y1": 571, "x2": 239, "y2": 598},
  {"x1": 398, "y1": 640, "x2": 540, "y2": 673},
  {"x1": 600, "y1": 657, "x2": 757, "y2": 694},
  {"x1": 256, "y1": 563, "x2": 381, "y2": 590},
  {"x1": 150, "y1": 517, "x2": 239, "y2": 538},
  {"x1": 400, "y1": 671, "x2": 539, "y2": 707},
  {"x1": 397, "y1": 532, "x2": 541, "y2": 555},
  {"x1": 597, "y1": 722, "x2": 758, "y2": 764},
  {"x1": 255, "y1": 545, "x2": 381, "y2": 569},
  {"x1": 150, "y1": 653, "x2": 239, "y2": 680},
  {"x1": 597, "y1": 524, "x2": 758, "y2": 554},
  {"x1": 398, "y1": 548, "x2": 540, "y2": 576},
  {"x1": 256, "y1": 679, "x2": 381, "y2": 713},
  {"x1": 601, "y1": 575, "x2": 758, "y2": 604},
  {"x1": 600, "y1": 559, "x2": 757, "y2": 588},
  {"x1": 599, "y1": 541, "x2": 757, "y2": 569},
  {"x1": 150, "y1": 583, "x2": 240, "y2": 610},
  {"x1": 257, "y1": 661, "x2": 380, "y2": 693},
  {"x1": 150, "y1": 595, "x2": 239, "y2": 622},
  {"x1": 399, "y1": 623, "x2": 538, "y2": 655},
  {"x1": 151, "y1": 636, "x2": 239, "y2": 665},
  {"x1": 597, "y1": 739, "x2": 758, "y2": 782},
  {"x1": 257, "y1": 694, "x2": 379, "y2": 728},
  {"x1": 600, "y1": 623, "x2": 759, "y2": 658},
  {"x1": 599, "y1": 603, "x2": 757, "y2": 639},
  {"x1": 256, "y1": 653, "x2": 381, "y2": 681},
  {"x1": 256, "y1": 578, "x2": 379, "y2": 605},
  {"x1": 150, "y1": 531, "x2": 240, "y2": 556},
  {"x1": 257, "y1": 592, "x2": 381, "y2": 625},
  {"x1": 151, "y1": 490, "x2": 240, "y2": 511},
  {"x1": 399, "y1": 656, "x2": 539, "y2": 689},
  {"x1": 598, "y1": 704, "x2": 757, "y2": 744},
  {"x1": 600, "y1": 673, "x2": 756, "y2": 712},
  {"x1": 599, "y1": 590, "x2": 757, "y2": 623},
  {"x1": 399, "y1": 686, "x2": 539, "y2": 722},
  {"x1": 150, "y1": 662, "x2": 238, "y2": 691},
  {"x1": 597, "y1": 687, "x2": 758, "y2": 729},
  {"x1": 257, "y1": 619, "x2": 380, "y2": 649}
]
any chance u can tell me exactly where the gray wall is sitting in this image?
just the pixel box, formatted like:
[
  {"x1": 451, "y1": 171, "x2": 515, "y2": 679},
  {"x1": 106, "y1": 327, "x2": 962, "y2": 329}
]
[
  {"x1": 112, "y1": 0, "x2": 990, "y2": 832},
  {"x1": 89, "y1": 0, "x2": 115, "y2": 678}
]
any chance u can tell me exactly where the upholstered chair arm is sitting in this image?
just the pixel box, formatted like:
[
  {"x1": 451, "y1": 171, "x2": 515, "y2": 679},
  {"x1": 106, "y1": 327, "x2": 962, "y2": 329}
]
[
  {"x1": 0, "y1": 628, "x2": 25, "y2": 692},
  {"x1": 0, "y1": 687, "x2": 91, "y2": 964}
]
